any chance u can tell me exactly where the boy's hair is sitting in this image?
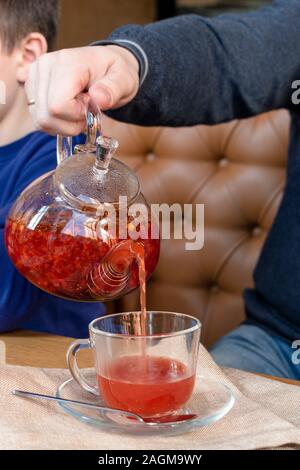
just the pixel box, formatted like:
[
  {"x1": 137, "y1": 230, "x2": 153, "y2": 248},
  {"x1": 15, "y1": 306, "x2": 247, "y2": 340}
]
[{"x1": 0, "y1": 0, "x2": 59, "y2": 53}]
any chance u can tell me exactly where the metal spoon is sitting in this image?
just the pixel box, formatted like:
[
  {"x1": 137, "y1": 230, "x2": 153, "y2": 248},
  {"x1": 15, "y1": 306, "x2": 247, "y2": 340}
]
[
  {"x1": 12, "y1": 389, "x2": 197, "y2": 424},
  {"x1": 13, "y1": 389, "x2": 144, "y2": 422}
]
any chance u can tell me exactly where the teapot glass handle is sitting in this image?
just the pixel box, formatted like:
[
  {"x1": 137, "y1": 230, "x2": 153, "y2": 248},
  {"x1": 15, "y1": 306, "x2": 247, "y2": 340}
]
[
  {"x1": 56, "y1": 111, "x2": 102, "y2": 165},
  {"x1": 56, "y1": 135, "x2": 72, "y2": 165}
]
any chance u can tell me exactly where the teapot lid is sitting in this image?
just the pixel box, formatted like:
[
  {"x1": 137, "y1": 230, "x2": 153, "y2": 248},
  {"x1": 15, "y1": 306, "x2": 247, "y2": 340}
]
[{"x1": 54, "y1": 135, "x2": 140, "y2": 211}]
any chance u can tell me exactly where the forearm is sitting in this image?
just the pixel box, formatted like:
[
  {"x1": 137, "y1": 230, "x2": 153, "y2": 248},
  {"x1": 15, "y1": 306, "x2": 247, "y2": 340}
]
[{"x1": 98, "y1": 1, "x2": 300, "y2": 126}]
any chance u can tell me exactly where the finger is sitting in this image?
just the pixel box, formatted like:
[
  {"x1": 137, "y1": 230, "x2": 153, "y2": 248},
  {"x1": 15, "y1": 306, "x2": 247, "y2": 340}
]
[
  {"x1": 35, "y1": 56, "x2": 53, "y2": 121},
  {"x1": 47, "y1": 89, "x2": 90, "y2": 123},
  {"x1": 31, "y1": 58, "x2": 89, "y2": 133},
  {"x1": 25, "y1": 60, "x2": 41, "y2": 123},
  {"x1": 88, "y1": 67, "x2": 134, "y2": 111},
  {"x1": 46, "y1": 60, "x2": 90, "y2": 122},
  {"x1": 26, "y1": 55, "x2": 54, "y2": 129},
  {"x1": 25, "y1": 60, "x2": 38, "y2": 104},
  {"x1": 33, "y1": 115, "x2": 86, "y2": 136}
]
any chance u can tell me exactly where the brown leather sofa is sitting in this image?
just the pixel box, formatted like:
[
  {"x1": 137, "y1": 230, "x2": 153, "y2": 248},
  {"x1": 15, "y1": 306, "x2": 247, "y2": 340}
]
[{"x1": 104, "y1": 109, "x2": 290, "y2": 347}]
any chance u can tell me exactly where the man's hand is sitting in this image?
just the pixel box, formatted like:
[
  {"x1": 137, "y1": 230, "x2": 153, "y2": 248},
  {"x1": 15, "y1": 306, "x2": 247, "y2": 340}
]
[{"x1": 25, "y1": 45, "x2": 140, "y2": 135}]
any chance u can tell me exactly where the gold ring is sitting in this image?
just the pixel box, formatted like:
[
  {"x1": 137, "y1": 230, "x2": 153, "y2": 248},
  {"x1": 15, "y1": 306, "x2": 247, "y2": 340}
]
[{"x1": 27, "y1": 99, "x2": 35, "y2": 106}]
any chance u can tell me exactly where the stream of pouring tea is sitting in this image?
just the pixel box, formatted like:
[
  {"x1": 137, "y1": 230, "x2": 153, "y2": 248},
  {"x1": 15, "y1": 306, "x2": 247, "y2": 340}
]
[{"x1": 130, "y1": 242, "x2": 147, "y2": 336}]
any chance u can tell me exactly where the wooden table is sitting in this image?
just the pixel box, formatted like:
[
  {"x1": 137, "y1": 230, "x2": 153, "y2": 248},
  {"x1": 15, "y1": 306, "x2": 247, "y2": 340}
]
[
  {"x1": 0, "y1": 330, "x2": 299, "y2": 387},
  {"x1": 0, "y1": 330, "x2": 93, "y2": 369}
]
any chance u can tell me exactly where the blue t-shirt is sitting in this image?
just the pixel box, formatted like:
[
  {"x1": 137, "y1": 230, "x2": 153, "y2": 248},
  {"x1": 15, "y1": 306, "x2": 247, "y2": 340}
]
[{"x1": 0, "y1": 131, "x2": 106, "y2": 338}]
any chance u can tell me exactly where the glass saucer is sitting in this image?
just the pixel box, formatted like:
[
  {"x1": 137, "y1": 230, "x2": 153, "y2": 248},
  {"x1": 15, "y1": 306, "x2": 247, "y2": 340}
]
[{"x1": 56, "y1": 374, "x2": 235, "y2": 436}]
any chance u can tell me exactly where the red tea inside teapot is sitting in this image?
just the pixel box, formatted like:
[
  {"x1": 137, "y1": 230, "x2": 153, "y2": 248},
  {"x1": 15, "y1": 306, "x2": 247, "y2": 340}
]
[{"x1": 5, "y1": 114, "x2": 160, "y2": 302}]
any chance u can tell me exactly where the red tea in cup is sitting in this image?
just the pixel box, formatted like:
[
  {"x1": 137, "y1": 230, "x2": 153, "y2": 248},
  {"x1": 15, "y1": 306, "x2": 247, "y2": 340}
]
[{"x1": 97, "y1": 355, "x2": 195, "y2": 417}]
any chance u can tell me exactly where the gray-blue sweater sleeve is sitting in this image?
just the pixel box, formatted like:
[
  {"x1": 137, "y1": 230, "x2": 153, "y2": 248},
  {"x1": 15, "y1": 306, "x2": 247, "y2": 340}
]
[{"x1": 95, "y1": 0, "x2": 300, "y2": 126}]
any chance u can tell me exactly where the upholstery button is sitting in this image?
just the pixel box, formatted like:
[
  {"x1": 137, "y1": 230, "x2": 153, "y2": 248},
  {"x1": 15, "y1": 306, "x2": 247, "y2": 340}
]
[
  {"x1": 252, "y1": 226, "x2": 262, "y2": 237},
  {"x1": 219, "y1": 158, "x2": 229, "y2": 168},
  {"x1": 146, "y1": 153, "x2": 156, "y2": 162},
  {"x1": 210, "y1": 284, "x2": 219, "y2": 294}
]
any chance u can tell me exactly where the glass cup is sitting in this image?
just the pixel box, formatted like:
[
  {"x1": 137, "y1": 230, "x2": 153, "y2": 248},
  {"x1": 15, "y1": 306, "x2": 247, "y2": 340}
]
[{"x1": 67, "y1": 311, "x2": 201, "y2": 418}]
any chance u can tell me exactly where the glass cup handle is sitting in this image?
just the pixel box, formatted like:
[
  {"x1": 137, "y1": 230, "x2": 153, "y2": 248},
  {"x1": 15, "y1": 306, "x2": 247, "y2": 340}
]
[{"x1": 66, "y1": 339, "x2": 99, "y2": 396}]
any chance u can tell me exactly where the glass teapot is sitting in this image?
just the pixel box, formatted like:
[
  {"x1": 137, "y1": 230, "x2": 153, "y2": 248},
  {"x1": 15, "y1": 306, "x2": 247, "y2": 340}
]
[{"x1": 5, "y1": 112, "x2": 160, "y2": 302}]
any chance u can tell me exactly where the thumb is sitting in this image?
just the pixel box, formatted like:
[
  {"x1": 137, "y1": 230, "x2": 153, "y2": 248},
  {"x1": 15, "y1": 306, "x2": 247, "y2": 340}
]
[{"x1": 89, "y1": 74, "x2": 124, "y2": 111}]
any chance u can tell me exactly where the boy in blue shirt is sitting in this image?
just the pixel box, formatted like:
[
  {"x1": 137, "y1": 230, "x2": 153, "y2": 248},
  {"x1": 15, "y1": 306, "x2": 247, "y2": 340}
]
[{"x1": 0, "y1": 0, "x2": 105, "y2": 337}]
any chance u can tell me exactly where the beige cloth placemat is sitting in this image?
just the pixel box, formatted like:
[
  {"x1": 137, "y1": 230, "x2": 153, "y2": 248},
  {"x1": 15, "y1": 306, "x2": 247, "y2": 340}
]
[{"x1": 0, "y1": 344, "x2": 299, "y2": 450}]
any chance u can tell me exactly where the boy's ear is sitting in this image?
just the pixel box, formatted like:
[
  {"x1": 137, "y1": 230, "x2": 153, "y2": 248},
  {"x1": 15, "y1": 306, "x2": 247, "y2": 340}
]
[{"x1": 16, "y1": 32, "x2": 48, "y2": 84}]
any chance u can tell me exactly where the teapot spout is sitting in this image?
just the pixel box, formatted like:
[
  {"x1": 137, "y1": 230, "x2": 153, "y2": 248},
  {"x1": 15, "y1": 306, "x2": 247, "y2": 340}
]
[{"x1": 87, "y1": 240, "x2": 134, "y2": 300}]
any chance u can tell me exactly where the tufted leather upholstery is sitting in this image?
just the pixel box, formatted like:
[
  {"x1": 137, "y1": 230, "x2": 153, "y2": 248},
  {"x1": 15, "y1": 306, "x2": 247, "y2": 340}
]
[{"x1": 104, "y1": 110, "x2": 290, "y2": 347}]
